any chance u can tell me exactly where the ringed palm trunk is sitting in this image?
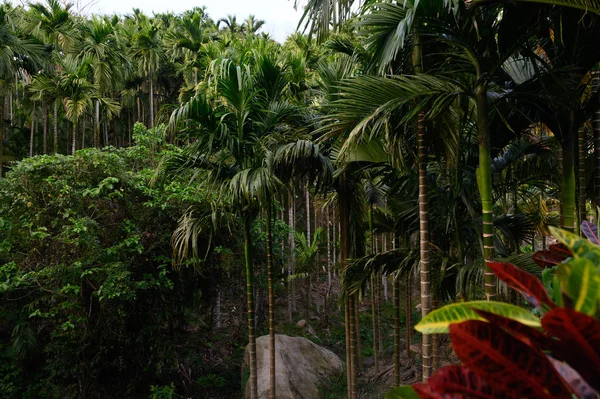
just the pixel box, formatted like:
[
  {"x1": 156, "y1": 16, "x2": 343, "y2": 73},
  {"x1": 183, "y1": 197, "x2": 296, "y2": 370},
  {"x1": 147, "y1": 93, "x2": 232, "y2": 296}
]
[
  {"x1": 43, "y1": 105, "x2": 48, "y2": 154},
  {"x1": 562, "y1": 126, "x2": 577, "y2": 233},
  {"x1": 265, "y1": 194, "x2": 276, "y2": 399},
  {"x1": 413, "y1": 28, "x2": 432, "y2": 381},
  {"x1": 95, "y1": 100, "x2": 100, "y2": 148},
  {"x1": 30, "y1": 107, "x2": 35, "y2": 157},
  {"x1": 393, "y1": 273, "x2": 400, "y2": 386},
  {"x1": 53, "y1": 100, "x2": 58, "y2": 154},
  {"x1": 72, "y1": 119, "x2": 77, "y2": 155},
  {"x1": 339, "y1": 172, "x2": 356, "y2": 399},
  {"x1": 578, "y1": 126, "x2": 587, "y2": 230},
  {"x1": 475, "y1": 78, "x2": 497, "y2": 301},
  {"x1": 368, "y1": 207, "x2": 379, "y2": 373},
  {"x1": 244, "y1": 217, "x2": 258, "y2": 399},
  {"x1": 149, "y1": 73, "x2": 154, "y2": 129}
]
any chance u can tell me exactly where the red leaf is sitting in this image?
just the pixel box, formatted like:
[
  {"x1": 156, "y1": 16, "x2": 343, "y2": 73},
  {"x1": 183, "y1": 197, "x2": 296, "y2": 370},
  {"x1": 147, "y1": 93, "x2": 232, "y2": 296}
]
[
  {"x1": 533, "y1": 250, "x2": 567, "y2": 268},
  {"x1": 488, "y1": 261, "x2": 555, "y2": 308},
  {"x1": 547, "y1": 356, "x2": 599, "y2": 399},
  {"x1": 429, "y1": 365, "x2": 517, "y2": 398},
  {"x1": 549, "y1": 243, "x2": 572, "y2": 257},
  {"x1": 472, "y1": 309, "x2": 551, "y2": 348},
  {"x1": 449, "y1": 321, "x2": 572, "y2": 399},
  {"x1": 542, "y1": 308, "x2": 600, "y2": 392}
]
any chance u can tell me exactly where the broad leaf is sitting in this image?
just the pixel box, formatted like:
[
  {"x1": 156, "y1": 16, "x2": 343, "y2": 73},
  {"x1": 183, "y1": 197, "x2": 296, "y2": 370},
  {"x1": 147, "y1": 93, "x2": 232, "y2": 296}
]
[
  {"x1": 428, "y1": 365, "x2": 518, "y2": 398},
  {"x1": 549, "y1": 226, "x2": 600, "y2": 264},
  {"x1": 488, "y1": 261, "x2": 555, "y2": 308},
  {"x1": 415, "y1": 301, "x2": 541, "y2": 334},
  {"x1": 547, "y1": 357, "x2": 599, "y2": 399},
  {"x1": 386, "y1": 386, "x2": 423, "y2": 399},
  {"x1": 567, "y1": 258, "x2": 600, "y2": 315},
  {"x1": 542, "y1": 308, "x2": 600, "y2": 391},
  {"x1": 549, "y1": 243, "x2": 573, "y2": 258},
  {"x1": 581, "y1": 221, "x2": 600, "y2": 244},
  {"x1": 449, "y1": 321, "x2": 572, "y2": 399}
]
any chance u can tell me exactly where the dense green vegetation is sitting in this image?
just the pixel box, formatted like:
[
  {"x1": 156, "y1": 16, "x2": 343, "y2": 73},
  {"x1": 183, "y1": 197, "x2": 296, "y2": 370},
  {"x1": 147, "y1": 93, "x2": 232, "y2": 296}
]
[{"x1": 1, "y1": 0, "x2": 600, "y2": 398}]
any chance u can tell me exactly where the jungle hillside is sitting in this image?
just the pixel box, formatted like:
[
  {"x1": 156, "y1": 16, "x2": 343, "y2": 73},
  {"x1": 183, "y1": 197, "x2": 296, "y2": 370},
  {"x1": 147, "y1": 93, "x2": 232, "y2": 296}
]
[{"x1": 1, "y1": 1, "x2": 600, "y2": 399}]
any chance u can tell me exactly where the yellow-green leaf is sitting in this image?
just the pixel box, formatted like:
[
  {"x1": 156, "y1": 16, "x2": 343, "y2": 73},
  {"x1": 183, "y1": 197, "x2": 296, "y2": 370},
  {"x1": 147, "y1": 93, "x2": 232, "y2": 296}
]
[
  {"x1": 415, "y1": 301, "x2": 541, "y2": 334},
  {"x1": 567, "y1": 258, "x2": 600, "y2": 315},
  {"x1": 549, "y1": 226, "x2": 600, "y2": 264}
]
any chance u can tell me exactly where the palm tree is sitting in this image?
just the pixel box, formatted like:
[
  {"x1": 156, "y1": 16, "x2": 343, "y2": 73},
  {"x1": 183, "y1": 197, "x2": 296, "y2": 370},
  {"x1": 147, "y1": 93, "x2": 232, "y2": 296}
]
[
  {"x1": 294, "y1": 228, "x2": 324, "y2": 320},
  {"x1": 0, "y1": 3, "x2": 44, "y2": 176},
  {"x1": 165, "y1": 46, "x2": 298, "y2": 399},
  {"x1": 131, "y1": 19, "x2": 164, "y2": 129},
  {"x1": 77, "y1": 16, "x2": 129, "y2": 147}
]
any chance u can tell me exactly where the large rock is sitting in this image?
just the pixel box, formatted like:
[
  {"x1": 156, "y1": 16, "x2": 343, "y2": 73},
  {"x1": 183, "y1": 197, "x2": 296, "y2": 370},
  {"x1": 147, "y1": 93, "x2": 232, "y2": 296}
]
[{"x1": 243, "y1": 334, "x2": 343, "y2": 399}]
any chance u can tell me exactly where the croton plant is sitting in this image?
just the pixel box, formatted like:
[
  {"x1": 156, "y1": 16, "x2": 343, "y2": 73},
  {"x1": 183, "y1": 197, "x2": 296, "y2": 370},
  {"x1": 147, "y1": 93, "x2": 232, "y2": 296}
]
[{"x1": 387, "y1": 222, "x2": 600, "y2": 399}]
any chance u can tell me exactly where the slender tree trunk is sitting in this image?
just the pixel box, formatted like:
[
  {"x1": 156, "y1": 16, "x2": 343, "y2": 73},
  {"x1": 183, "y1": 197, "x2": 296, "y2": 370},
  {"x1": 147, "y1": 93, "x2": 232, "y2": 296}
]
[
  {"x1": 432, "y1": 299, "x2": 440, "y2": 372},
  {"x1": 149, "y1": 75, "x2": 154, "y2": 129},
  {"x1": 354, "y1": 298, "x2": 361, "y2": 373},
  {"x1": 265, "y1": 195, "x2": 276, "y2": 399},
  {"x1": 368, "y1": 207, "x2": 379, "y2": 373},
  {"x1": 344, "y1": 299, "x2": 352, "y2": 398},
  {"x1": 406, "y1": 273, "x2": 412, "y2": 360},
  {"x1": 348, "y1": 295, "x2": 357, "y2": 399},
  {"x1": 339, "y1": 172, "x2": 355, "y2": 399},
  {"x1": 562, "y1": 120, "x2": 577, "y2": 233},
  {"x1": 43, "y1": 105, "x2": 48, "y2": 154},
  {"x1": 82, "y1": 118, "x2": 86, "y2": 150},
  {"x1": 578, "y1": 126, "x2": 587, "y2": 231},
  {"x1": 72, "y1": 119, "x2": 77, "y2": 155},
  {"x1": 475, "y1": 76, "x2": 497, "y2": 301},
  {"x1": 95, "y1": 100, "x2": 100, "y2": 148},
  {"x1": 30, "y1": 106, "x2": 35, "y2": 158},
  {"x1": 393, "y1": 274, "x2": 401, "y2": 386},
  {"x1": 54, "y1": 100, "x2": 58, "y2": 154},
  {"x1": 129, "y1": 110, "x2": 133, "y2": 147},
  {"x1": 289, "y1": 188, "x2": 296, "y2": 319},
  {"x1": 244, "y1": 218, "x2": 258, "y2": 399},
  {"x1": 137, "y1": 93, "x2": 141, "y2": 124},
  {"x1": 327, "y1": 206, "x2": 332, "y2": 290}
]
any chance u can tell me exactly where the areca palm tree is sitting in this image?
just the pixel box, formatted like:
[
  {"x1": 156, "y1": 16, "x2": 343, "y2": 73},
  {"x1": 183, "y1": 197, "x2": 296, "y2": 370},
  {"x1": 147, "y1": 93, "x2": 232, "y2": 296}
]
[
  {"x1": 132, "y1": 19, "x2": 165, "y2": 129},
  {"x1": 0, "y1": 3, "x2": 44, "y2": 176},
  {"x1": 77, "y1": 16, "x2": 129, "y2": 147},
  {"x1": 165, "y1": 45, "x2": 299, "y2": 399}
]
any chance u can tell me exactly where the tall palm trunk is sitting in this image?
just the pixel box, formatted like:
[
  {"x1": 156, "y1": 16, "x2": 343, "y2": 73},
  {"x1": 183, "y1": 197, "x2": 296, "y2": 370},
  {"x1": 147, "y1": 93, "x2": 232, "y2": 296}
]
[
  {"x1": 413, "y1": 28, "x2": 432, "y2": 381},
  {"x1": 43, "y1": 105, "x2": 48, "y2": 154},
  {"x1": 578, "y1": 127, "x2": 587, "y2": 229},
  {"x1": 53, "y1": 100, "x2": 58, "y2": 154},
  {"x1": 95, "y1": 100, "x2": 100, "y2": 148},
  {"x1": 406, "y1": 273, "x2": 412, "y2": 360},
  {"x1": 562, "y1": 122, "x2": 577, "y2": 232},
  {"x1": 368, "y1": 207, "x2": 379, "y2": 373},
  {"x1": 393, "y1": 273, "x2": 400, "y2": 386},
  {"x1": 265, "y1": 195, "x2": 276, "y2": 399},
  {"x1": 149, "y1": 73, "x2": 154, "y2": 129},
  {"x1": 339, "y1": 172, "x2": 355, "y2": 399},
  {"x1": 244, "y1": 217, "x2": 258, "y2": 399},
  {"x1": 475, "y1": 76, "x2": 496, "y2": 301},
  {"x1": 354, "y1": 298, "x2": 361, "y2": 373},
  {"x1": 288, "y1": 190, "x2": 295, "y2": 321},
  {"x1": 72, "y1": 119, "x2": 77, "y2": 155},
  {"x1": 30, "y1": 106, "x2": 35, "y2": 157}
]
